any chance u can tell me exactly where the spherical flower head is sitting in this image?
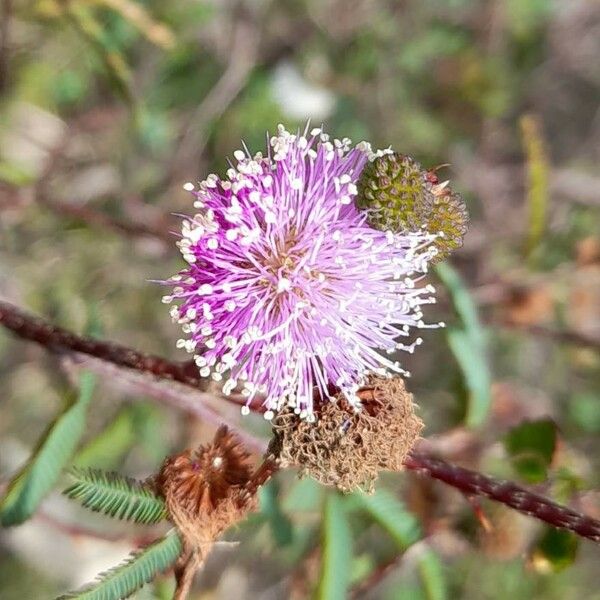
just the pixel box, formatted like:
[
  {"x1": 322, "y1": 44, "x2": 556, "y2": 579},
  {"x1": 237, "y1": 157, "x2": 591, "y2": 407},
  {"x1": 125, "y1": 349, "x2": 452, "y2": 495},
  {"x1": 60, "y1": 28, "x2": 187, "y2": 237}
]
[
  {"x1": 164, "y1": 125, "x2": 438, "y2": 417},
  {"x1": 356, "y1": 152, "x2": 469, "y2": 263}
]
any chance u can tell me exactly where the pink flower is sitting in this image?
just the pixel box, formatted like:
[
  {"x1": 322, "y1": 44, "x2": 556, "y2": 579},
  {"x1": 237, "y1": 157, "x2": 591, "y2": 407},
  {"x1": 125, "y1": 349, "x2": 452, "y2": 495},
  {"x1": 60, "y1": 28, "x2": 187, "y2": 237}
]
[{"x1": 163, "y1": 125, "x2": 438, "y2": 418}]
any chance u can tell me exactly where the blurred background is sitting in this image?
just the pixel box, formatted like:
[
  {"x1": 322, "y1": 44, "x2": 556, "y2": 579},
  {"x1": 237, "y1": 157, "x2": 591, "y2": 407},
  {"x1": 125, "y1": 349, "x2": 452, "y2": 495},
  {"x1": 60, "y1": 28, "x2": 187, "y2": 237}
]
[{"x1": 1, "y1": 0, "x2": 599, "y2": 598}]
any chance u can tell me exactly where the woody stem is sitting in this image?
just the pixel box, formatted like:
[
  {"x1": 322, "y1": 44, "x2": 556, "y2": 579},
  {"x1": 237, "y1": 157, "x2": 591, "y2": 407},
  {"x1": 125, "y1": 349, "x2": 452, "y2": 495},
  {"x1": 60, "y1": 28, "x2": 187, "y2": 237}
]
[
  {"x1": 404, "y1": 452, "x2": 600, "y2": 543},
  {"x1": 173, "y1": 551, "x2": 204, "y2": 600}
]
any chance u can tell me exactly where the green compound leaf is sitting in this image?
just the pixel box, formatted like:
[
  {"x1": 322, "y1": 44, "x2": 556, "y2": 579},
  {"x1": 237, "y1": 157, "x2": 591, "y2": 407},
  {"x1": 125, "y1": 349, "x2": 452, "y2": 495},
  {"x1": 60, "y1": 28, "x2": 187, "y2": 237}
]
[
  {"x1": 317, "y1": 493, "x2": 352, "y2": 600},
  {"x1": 503, "y1": 418, "x2": 557, "y2": 484},
  {"x1": 56, "y1": 529, "x2": 183, "y2": 600},
  {"x1": 0, "y1": 371, "x2": 96, "y2": 526},
  {"x1": 436, "y1": 263, "x2": 491, "y2": 427},
  {"x1": 356, "y1": 488, "x2": 421, "y2": 549},
  {"x1": 64, "y1": 468, "x2": 167, "y2": 524}
]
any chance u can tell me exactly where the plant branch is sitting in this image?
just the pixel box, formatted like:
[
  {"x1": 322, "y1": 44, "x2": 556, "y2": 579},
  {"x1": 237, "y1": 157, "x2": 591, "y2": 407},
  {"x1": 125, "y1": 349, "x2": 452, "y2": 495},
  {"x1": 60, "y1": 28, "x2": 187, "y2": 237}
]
[
  {"x1": 60, "y1": 353, "x2": 268, "y2": 453},
  {"x1": 404, "y1": 452, "x2": 600, "y2": 543},
  {"x1": 3, "y1": 300, "x2": 600, "y2": 543},
  {"x1": 36, "y1": 195, "x2": 173, "y2": 245},
  {"x1": 0, "y1": 300, "x2": 208, "y2": 388},
  {"x1": 170, "y1": 9, "x2": 260, "y2": 177},
  {"x1": 490, "y1": 318, "x2": 600, "y2": 352},
  {"x1": 0, "y1": 300, "x2": 267, "y2": 451},
  {"x1": 349, "y1": 551, "x2": 406, "y2": 599}
]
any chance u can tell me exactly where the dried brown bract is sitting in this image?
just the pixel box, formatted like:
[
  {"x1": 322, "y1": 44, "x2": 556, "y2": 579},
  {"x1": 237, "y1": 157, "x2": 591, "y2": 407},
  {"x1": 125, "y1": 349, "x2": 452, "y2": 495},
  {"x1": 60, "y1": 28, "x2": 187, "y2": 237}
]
[
  {"x1": 157, "y1": 425, "x2": 275, "y2": 551},
  {"x1": 270, "y1": 376, "x2": 424, "y2": 493}
]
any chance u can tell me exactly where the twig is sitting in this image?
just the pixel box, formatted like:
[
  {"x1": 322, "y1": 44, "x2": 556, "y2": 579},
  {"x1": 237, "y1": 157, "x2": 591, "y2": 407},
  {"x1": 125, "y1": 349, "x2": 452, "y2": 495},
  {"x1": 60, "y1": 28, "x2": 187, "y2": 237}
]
[
  {"x1": 404, "y1": 452, "x2": 600, "y2": 543},
  {"x1": 36, "y1": 195, "x2": 172, "y2": 245},
  {"x1": 36, "y1": 509, "x2": 154, "y2": 546},
  {"x1": 22, "y1": 113, "x2": 173, "y2": 247},
  {"x1": 0, "y1": 300, "x2": 209, "y2": 388},
  {"x1": 170, "y1": 12, "x2": 260, "y2": 175},
  {"x1": 0, "y1": 300, "x2": 268, "y2": 451},
  {"x1": 61, "y1": 353, "x2": 268, "y2": 453},
  {"x1": 349, "y1": 552, "x2": 406, "y2": 599},
  {"x1": 173, "y1": 551, "x2": 204, "y2": 600}
]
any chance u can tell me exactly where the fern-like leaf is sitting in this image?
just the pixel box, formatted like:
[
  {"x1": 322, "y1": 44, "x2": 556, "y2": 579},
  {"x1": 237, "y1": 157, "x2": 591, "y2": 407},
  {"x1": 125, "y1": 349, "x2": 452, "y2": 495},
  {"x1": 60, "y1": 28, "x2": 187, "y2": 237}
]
[
  {"x1": 64, "y1": 468, "x2": 167, "y2": 524},
  {"x1": 356, "y1": 488, "x2": 421, "y2": 549},
  {"x1": 0, "y1": 371, "x2": 96, "y2": 526},
  {"x1": 57, "y1": 529, "x2": 183, "y2": 600}
]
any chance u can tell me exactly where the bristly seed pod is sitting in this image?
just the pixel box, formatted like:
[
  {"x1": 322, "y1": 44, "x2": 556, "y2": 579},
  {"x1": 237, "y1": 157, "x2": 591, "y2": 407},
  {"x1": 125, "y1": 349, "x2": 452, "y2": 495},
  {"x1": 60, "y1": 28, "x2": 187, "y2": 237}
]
[
  {"x1": 356, "y1": 153, "x2": 433, "y2": 232},
  {"x1": 356, "y1": 152, "x2": 469, "y2": 262},
  {"x1": 427, "y1": 187, "x2": 469, "y2": 262},
  {"x1": 269, "y1": 375, "x2": 424, "y2": 493}
]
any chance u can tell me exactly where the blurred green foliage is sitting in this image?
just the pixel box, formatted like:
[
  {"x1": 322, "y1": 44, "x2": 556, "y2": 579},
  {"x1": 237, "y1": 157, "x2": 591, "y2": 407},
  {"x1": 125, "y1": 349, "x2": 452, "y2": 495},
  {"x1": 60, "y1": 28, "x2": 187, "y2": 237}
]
[
  {"x1": 0, "y1": 372, "x2": 97, "y2": 526},
  {"x1": 503, "y1": 419, "x2": 557, "y2": 484},
  {"x1": 436, "y1": 262, "x2": 491, "y2": 426},
  {"x1": 532, "y1": 528, "x2": 578, "y2": 574}
]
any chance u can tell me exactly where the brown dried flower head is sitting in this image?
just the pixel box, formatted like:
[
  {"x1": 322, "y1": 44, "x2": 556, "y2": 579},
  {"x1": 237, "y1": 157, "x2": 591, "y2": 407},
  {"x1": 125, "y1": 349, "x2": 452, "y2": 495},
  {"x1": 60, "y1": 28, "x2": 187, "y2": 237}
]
[
  {"x1": 270, "y1": 376, "x2": 424, "y2": 493},
  {"x1": 157, "y1": 426, "x2": 260, "y2": 550}
]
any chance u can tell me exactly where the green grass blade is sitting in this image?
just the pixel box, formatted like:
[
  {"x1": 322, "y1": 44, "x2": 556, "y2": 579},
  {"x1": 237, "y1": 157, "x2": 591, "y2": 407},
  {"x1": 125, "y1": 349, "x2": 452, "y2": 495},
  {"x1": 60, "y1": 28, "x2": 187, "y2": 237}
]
[
  {"x1": 435, "y1": 262, "x2": 483, "y2": 345},
  {"x1": 417, "y1": 549, "x2": 447, "y2": 600},
  {"x1": 520, "y1": 114, "x2": 549, "y2": 261},
  {"x1": 64, "y1": 468, "x2": 167, "y2": 524},
  {"x1": 0, "y1": 371, "x2": 96, "y2": 526},
  {"x1": 74, "y1": 406, "x2": 143, "y2": 470},
  {"x1": 357, "y1": 488, "x2": 447, "y2": 600},
  {"x1": 446, "y1": 328, "x2": 491, "y2": 427},
  {"x1": 356, "y1": 488, "x2": 421, "y2": 549},
  {"x1": 259, "y1": 480, "x2": 293, "y2": 547},
  {"x1": 56, "y1": 529, "x2": 183, "y2": 600},
  {"x1": 436, "y1": 263, "x2": 491, "y2": 427},
  {"x1": 317, "y1": 493, "x2": 352, "y2": 600}
]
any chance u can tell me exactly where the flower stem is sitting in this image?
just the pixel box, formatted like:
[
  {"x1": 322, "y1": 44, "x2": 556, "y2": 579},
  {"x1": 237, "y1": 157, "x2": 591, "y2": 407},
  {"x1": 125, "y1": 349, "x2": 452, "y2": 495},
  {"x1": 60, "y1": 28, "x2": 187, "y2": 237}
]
[{"x1": 173, "y1": 550, "x2": 205, "y2": 600}]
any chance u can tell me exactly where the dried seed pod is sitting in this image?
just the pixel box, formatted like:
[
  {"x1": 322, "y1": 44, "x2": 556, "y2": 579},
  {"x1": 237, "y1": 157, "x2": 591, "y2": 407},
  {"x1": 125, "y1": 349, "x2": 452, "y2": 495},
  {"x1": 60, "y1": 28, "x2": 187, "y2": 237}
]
[
  {"x1": 270, "y1": 376, "x2": 424, "y2": 493},
  {"x1": 157, "y1": 426, "x2": 258, "y2": 550}
]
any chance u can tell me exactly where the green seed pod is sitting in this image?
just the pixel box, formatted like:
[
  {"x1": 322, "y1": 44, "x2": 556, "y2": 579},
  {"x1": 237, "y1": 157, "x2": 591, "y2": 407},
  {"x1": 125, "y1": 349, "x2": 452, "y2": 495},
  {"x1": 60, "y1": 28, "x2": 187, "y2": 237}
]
[
  {"x1": 427, "y1": 189, "x2": 469, "y2": 263},
  {"x1": 356, "y1": 152, "x2": 469, "y2": 262},
  {"x1": 356, "y1": 153, "x2": 433, "y2": 232}
]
